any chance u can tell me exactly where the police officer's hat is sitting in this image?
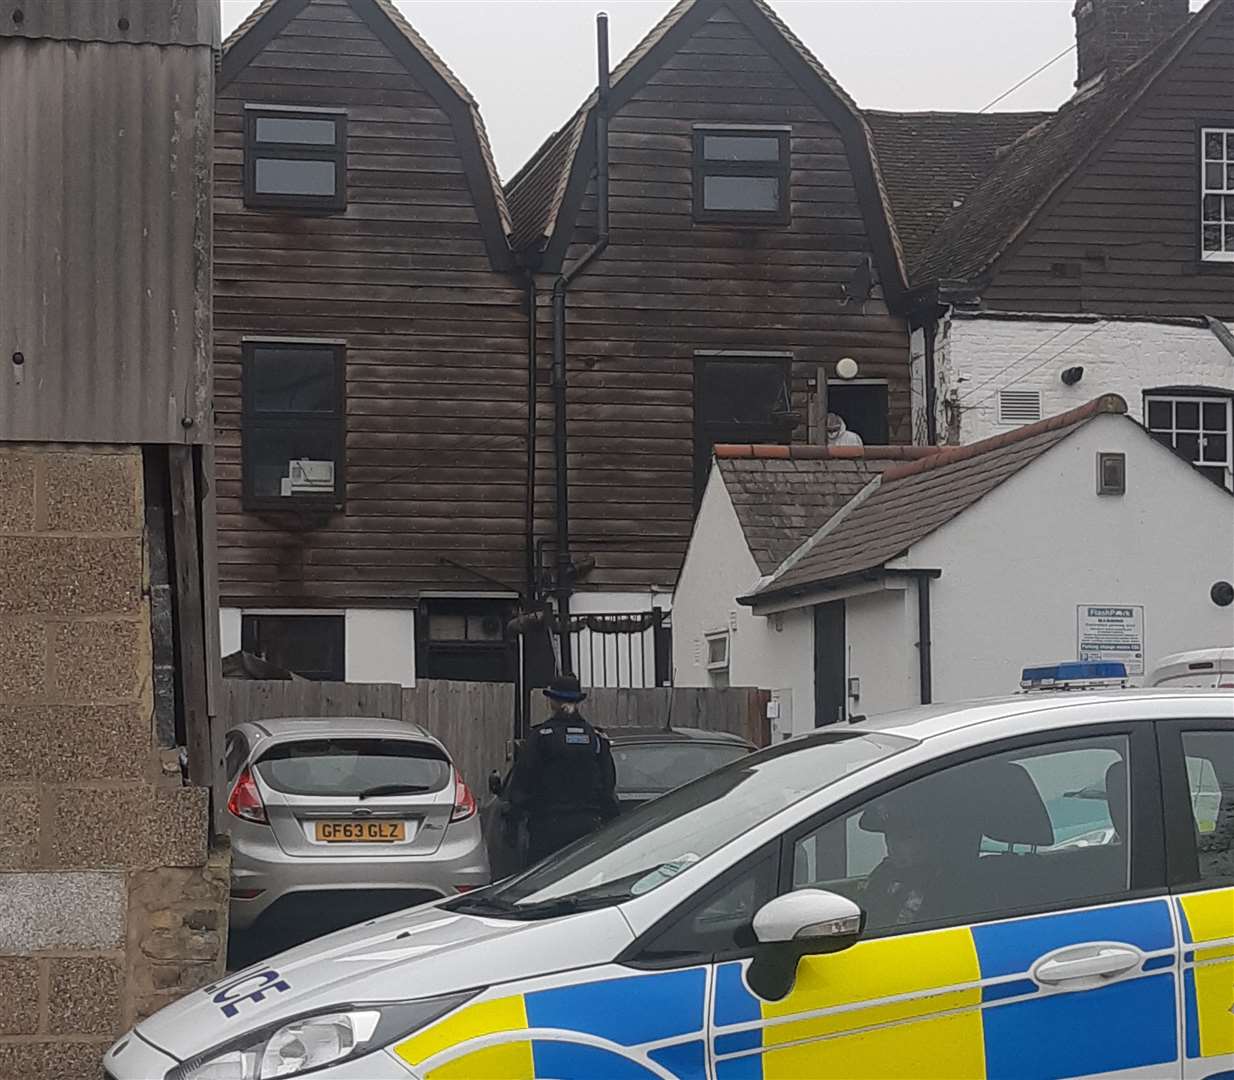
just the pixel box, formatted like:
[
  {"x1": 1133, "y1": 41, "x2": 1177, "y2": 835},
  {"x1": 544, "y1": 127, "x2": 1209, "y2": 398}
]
[{"x1": 544, "y1": 674, "x2": 587, "y2": 703}]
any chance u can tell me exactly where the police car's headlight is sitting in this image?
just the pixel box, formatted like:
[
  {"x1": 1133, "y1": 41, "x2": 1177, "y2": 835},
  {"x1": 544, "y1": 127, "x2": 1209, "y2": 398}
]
[{"x1": 166, "y1": 992, "x2": 480, "y2": 1079}]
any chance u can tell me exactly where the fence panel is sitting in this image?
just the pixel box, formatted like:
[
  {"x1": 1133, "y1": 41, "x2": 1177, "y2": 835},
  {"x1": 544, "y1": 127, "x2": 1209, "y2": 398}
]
[
  {"x1": 404, "y1": 680, "x2": 514, "y2": 791},
  {"x1": 584, "y1": 687, "x2": 770, "y2": 746}
]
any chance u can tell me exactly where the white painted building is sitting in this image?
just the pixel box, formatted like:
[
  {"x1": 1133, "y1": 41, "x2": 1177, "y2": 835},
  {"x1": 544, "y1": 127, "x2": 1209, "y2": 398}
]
[
  {"x1": 935, "y1": 313, "x2": 1234, "y2": 491},
  {"x1": 675, "y1": 398, "x2": 1234, "y2": 735}
]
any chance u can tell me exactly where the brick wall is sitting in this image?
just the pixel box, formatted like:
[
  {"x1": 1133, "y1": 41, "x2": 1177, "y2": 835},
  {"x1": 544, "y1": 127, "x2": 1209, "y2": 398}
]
[
  {"x1": 0, "y1": 445, "x2": 225, "y2": 1079},
  {"x1": 942, "y1": 314, "x2": 1234, "y2": 446}
]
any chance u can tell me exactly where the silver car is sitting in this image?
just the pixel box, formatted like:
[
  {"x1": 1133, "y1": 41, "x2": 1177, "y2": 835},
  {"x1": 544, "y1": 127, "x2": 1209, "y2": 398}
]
[{"x1": 223, "y1": 718, "x2": 490, "y2": 940}]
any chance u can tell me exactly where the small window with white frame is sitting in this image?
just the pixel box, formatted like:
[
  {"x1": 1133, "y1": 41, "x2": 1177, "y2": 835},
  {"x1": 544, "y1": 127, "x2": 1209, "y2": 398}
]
[
  {"x1": 704, "y1": 630, "x2": 730, "y2": 673},
  {"x1": 1145, "y1": 391, "x2": 1232, "y2": 487},
  {"x1": 1201, "y1": 128, "x2": 1234, "y2": 262}
]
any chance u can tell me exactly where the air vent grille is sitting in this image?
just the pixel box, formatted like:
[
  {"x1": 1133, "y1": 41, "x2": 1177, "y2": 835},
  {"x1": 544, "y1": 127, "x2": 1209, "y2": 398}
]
[{"x1": 997, "y1": 389, "x2": 1043, "y2": 424}]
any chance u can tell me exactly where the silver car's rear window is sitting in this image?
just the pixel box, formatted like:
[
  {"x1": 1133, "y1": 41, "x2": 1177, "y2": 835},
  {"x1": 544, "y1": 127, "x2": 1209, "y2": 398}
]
[{"x1": 255, "y1": 738, "x2": 450, "y2": 797}]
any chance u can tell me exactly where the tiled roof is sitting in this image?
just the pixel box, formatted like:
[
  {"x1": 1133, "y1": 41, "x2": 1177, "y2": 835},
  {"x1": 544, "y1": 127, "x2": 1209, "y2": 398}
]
[
  {"x1": 913, "y1": 0, "x2": 1232, "y2": 286},
  {"x1": 504, "y1": 0, "x2": 905, "y2": 276},
  {"x1": 745, "y1": 395, "x2": 1129, "y2": 601},
  {"x1": 864, "y1": 110, "x2": 1051, "y2": 275},
  {"x1": 224, "y1": 0, "x2": 510, "y2": 236},
  {"x1": 716, "y1": 449, "x2": 933, "y2": 575}
]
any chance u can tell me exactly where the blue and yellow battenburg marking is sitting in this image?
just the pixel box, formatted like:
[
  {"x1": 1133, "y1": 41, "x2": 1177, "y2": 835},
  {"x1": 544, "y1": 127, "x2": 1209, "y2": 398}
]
[
  {"x1": 393, "y1": 898, "x2": 1187, "y2": 1079},
  {"x1": 712, "y1": 898, "x2": 1178, "y2": 1080},
  {"x1": 1177, "y1": 887, "x2": 1234, "y2": 1071},
  {"x1": 394, "y1": 967, "x2": 709, "y2": 1079}
]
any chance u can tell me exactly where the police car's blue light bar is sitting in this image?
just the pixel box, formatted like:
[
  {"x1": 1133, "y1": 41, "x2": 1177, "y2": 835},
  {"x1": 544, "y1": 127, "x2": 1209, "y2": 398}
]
[{"x1": 1021, "y1": 661, "x2": 1129, "y2": 691}]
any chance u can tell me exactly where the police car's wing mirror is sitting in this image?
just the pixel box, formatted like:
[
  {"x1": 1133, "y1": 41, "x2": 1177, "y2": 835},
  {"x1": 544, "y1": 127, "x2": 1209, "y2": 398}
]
[{"x1": 753, "y1": 890, "x2": 864, "y2": 950}]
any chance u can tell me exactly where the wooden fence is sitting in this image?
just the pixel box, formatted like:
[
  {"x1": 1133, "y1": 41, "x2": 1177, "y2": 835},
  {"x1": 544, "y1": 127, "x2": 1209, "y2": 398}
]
[
  {"x1": 584, "y1": 687, "x2": 770, "y2": 746},
  {"x1": 213, "y1": 680, "x2": 769, "y2": 823}
]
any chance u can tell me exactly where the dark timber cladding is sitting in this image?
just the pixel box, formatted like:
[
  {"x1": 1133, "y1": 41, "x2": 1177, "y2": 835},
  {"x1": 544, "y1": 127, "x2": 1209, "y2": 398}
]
[
  {"x1": 981, "y1": 0, "x2": 1234, "y2": 318},
  {"x1": 214, "y1": 0, "x2": 525, "y2": 608},
  {"x1": 527, "y1": 4, "x2": 912, "y2": 591}
]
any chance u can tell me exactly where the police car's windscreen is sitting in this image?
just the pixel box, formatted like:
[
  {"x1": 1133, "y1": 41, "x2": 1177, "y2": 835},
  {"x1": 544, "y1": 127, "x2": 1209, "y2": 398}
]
[
  {"x1": 459, "y1": 731, "x2": 910, "y2": 914},
  {"x1": 255, "y1": 738, "x2": 451, "y2": 797}
]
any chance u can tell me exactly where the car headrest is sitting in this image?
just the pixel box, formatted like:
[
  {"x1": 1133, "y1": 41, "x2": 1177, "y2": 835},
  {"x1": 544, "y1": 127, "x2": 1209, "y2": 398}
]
[
  {"x1": 1105, "y1": 760, "x2": 1128, "y2": 842},
  {"x1": 858, "y1": 759, "x2": 1053, "y2": 848},
  {"x1": 975, "y1": 760, "x2": 1054, "y2": 847}
]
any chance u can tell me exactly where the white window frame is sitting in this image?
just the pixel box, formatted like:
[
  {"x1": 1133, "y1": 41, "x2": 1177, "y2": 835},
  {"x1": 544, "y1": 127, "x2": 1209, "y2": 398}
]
[
  {"x1": 704, "y1": 630, "x2": 731, "y2": 673},
  {"x1": 1144, "y1": 393, "x2": 1233, "y2": 471},
  {"x1": 1201, "y1": 127, "x2": 1234, "y2": 263}
]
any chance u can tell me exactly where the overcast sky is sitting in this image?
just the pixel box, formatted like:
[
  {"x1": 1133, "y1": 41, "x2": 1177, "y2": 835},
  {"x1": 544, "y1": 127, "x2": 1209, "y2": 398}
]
[{"x1": 220, "y1": 0, "x2": 1207, "y2": 180}]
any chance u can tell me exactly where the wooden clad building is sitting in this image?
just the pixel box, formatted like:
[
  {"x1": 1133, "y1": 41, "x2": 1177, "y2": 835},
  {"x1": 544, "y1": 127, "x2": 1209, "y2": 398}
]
[
  {"x1": 214, "y1": 0, "x2": 527, "y2": 686},
  {"x1": 506, "y1": 0, "x2": 916, "y2": 608},
  {"x1": 877, "y1": 0, "x2": 1234, "y2": 460}
]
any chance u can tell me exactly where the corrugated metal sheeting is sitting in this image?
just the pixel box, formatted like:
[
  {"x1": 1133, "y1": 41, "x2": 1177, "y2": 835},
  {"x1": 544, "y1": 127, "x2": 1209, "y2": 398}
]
[
  {"x1": 0, "y1": 0, "x2": 220, "y2": 48},
  {"x1": 0, "y1": 35, "x2": 215, "y2": 443}
]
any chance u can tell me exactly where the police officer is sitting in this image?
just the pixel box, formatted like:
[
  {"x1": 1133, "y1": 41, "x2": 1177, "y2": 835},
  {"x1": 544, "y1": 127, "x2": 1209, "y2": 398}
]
[{"x1": 505, "y1": 674, "x2": 619, "y2": 865}]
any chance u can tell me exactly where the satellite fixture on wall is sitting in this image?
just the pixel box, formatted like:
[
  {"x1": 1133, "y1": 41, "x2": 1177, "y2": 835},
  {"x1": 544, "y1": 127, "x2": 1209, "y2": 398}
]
[
  {"x1": 1061, "y1": 366, "x2": 1085, "y2": 385},
  {"x1": 836, "y1": 357, "x2": 859, "y2": 380}
]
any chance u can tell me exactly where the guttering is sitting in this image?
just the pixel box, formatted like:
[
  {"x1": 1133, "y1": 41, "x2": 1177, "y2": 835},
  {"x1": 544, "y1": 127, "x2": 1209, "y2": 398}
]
[{"x1": 550, "y1": 11, "x2": 610, "y2": 673}]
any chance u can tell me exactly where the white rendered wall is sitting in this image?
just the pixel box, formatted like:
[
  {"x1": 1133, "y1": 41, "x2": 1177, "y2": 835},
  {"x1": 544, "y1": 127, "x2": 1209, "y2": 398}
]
[
  {"x1": 890, "y1": 413, "x2": 1234, "y2": 701},
  {"x1": 673, "y1": 464, "x2": 819, "y2": 733},
  {"x1": 844, "y1": 585, "x2": 922, "y2": 718}
]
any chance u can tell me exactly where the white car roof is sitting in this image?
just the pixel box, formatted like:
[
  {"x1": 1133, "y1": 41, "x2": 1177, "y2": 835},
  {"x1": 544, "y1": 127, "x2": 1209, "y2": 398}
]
[{"x1": 845, "y1": 689, "x2": 1234, "y2": 743}]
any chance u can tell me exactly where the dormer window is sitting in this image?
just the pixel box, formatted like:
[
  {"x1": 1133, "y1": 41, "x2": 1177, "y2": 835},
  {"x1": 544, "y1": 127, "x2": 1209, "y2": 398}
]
[
  {"x1": 244, "y1": 105, "x2": 347, "y2": 212},
  {"x1": 693, "y1": 126, "x2": 790, "y2": 225},
  {"x1": 1202, "y1": 128, "x2": 1233, "y2": 262}
]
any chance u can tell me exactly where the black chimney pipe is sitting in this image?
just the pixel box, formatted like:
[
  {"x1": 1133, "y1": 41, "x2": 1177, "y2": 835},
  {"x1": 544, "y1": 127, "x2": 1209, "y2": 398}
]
[{"x1": 550, "y1": 12, "x2": 611, "y2": 674}]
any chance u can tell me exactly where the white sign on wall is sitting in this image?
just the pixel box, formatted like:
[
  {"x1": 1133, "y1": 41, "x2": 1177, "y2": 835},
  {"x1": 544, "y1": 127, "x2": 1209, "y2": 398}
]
[{"x1": 1077, "y1": 605, "x2": 1145, "y2": 675}]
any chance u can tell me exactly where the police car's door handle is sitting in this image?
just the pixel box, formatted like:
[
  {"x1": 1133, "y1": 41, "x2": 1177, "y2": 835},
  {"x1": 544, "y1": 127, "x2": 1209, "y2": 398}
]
[{"x1": 1031, "y1": 943, "x2": 1143, "y2": 988}]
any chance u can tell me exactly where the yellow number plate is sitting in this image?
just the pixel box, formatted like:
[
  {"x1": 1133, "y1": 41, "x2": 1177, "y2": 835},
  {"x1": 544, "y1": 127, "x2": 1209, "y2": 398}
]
[{"x1": 315, "y1": 821, "x2": 406, "y2": 843}]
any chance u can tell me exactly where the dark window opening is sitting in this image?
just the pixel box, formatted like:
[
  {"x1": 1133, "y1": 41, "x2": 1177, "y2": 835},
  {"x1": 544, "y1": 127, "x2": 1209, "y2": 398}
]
[
  {"x1": 241, "y1": 614, "x2": 345, "y2": 682},
  {"x1": 244, "y1": 106, "x2": 346, "y2": 212},
  {"x1": 694, "y1": 356, "x2": 793, "y2": 502},
  {"x1": 828, "y1": 381, "x2": 890, "y2": 445},
  {"x1": 693, "y1": 127, "x2": 790, "y2": 225},
  {"x1": 417, "y1": 598, "x2": 516, "y2": 683},
  {"x1": 242, "y1": 342, "x2": 345, "y2": 510},
  {"x1": 1144, "y1": 390, "x2": 1232, "y2": 489}
]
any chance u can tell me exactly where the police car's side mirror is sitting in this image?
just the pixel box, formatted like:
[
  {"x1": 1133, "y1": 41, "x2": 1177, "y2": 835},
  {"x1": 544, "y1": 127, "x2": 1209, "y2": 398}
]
[
  {"x1": 746, "y1": 890, "x2": 865, "y2": 1002},
  {"x1": 753, "y1": 890, "x2": 864, "y2": 950}
]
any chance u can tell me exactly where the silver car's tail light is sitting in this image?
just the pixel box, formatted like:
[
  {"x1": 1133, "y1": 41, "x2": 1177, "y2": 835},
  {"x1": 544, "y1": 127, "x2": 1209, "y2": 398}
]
[
  {"x1": 449, "y1": 770, "x2": 477, "y2": 823},
  {"x1": 165, "y1": 991, "x2": 482, "y2": 1080},
  {"x1": 227, "y1": 767, "x2": 268, "y2": 825}
]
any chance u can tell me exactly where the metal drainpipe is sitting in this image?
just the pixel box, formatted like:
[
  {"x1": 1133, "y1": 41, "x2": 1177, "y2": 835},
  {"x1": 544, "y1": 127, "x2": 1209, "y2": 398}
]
[
  {"x1": 524, "y1": 273, "x2": 538, "y2": 604},
  {"x1": 550, "y1": 12, "x2": 611, "y2": 674},
  {"x1": 916, "y1": 572, "x2": 934, "y2": 705}
]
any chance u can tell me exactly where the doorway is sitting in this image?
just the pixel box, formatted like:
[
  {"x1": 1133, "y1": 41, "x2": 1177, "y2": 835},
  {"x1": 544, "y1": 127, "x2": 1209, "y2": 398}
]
[{"x1": 814, "y1": 600, "x2": 846, "y2": 726}]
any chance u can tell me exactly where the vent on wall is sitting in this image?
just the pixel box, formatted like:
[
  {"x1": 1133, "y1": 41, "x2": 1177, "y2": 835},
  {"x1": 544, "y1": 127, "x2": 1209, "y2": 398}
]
[{"x1": 997, "y1": 389, "x2": 1043, "y2": 425}]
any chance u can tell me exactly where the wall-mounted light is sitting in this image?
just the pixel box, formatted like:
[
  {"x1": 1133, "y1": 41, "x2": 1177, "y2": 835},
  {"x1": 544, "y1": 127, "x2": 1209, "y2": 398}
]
[
  {"x1": 1061, "y1": 366, "x2": 1085, "y2": 386},
  {"x1": 835, "y1": 357, "x2": 859, "y2": 380}
]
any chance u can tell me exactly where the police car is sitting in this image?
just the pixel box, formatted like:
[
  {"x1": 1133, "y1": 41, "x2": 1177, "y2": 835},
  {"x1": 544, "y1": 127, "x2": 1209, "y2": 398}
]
[{"x1": 106, "y1": 688, "x2": 1233, "y2": 1080}]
